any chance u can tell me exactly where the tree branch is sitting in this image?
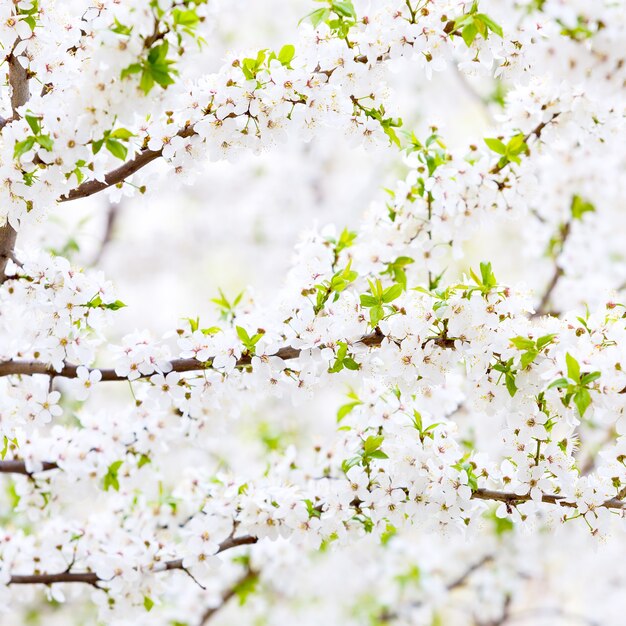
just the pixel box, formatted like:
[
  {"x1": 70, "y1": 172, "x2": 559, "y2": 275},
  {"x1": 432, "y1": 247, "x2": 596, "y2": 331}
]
[
  {"x1": 198, "y1": 568, "x2": 257, "y2": 625},
  {"x1": 58, "y1": 126, "x2": 195, "y2": 202},
  {"x1": 0, "y1": 329, "x2": 388, "y2": 380},
  {"x1": 532, "y1": 220, "x2": 571, "y2": 318},
  {"x1": 0, "y1": 51, "x2": 30, "y2": 283},
  {"x1": 0, "y1": 460, "x2": 58, "y2": 475},
  {"x1": 0, "y1": 330, "x2": 458, "y2": 381},
  {"x1": 8, "y1": 535, "x2": 257, "y2": 586},
  {"x1": 471, "y1": 487, "x2": 626, "y2": 511}
]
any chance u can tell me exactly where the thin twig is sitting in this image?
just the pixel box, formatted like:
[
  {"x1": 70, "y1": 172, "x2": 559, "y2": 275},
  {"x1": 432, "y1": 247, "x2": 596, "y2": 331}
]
[{"x1": 198, "y1": 568, "x2": 257, "y2": 625}]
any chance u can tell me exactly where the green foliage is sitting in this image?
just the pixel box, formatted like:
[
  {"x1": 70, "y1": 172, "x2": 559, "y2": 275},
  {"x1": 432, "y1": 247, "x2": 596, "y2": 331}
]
[
  {"x1": 92, "y1": 127, "x2": 135, "y2": 161},
  {"x1": 447, "y1": 1, "x2": 503, "y2": 47},
  {"x1": 302, "y1": 0, "x2": 357, "y2": 39},
  {"x1": 406, "y1": 131, "x2": 448, "y2": 179},
  {"x1": 211, "y1": 289, "x2": 243, "y2": 322},
  {"x1": 17, "y1": 0, "x2": 39, "y2": 31},
  {"x1": 337, "y1": 390, "x2": 362, "y2": 422},
  {"x1": 103, "y1": 461, "x2": 123, "y2": 492},
  {"x1": 341, "y1": 434, "x2": 388, "y2": 473},
  {"x1": 234, "y1": 572, "x2": 260, "y2": 605},
  {"x1": 1, "y1": 436, "x2": 18, "y2": 460},
  {"x1": 484, "y1": 508, "x2": 514, "y2": 536},
  {"x1": 328, "y1": 341, "x2": 360, "y2": 373},
  {"x1": 313, "y1": 261, "x2": 358, "y2": 314},
  {"x1": 510, "y1": 334, "x2": 557, "y2": 370},
  {"x1": 382, "y1": 256, "x2": 414, "y2": 290},
  {"x1": 492, "y1": 356, "x2": 518, "y2": 397},
  {"x1": 548, "y1": 353, "x2": 601, "y2": 417},
  {"x1": 83, "y1": 294, "x2": 127, "y2": 311},
  {"x1": 143, "y1": 596, "x2": 155, "y2": 612},
  {"x1": 236, "y1": 326, "x2": 265, "y2": 355},
  {"x1": 14, "y1": 114, "x2": 54, "y2": 161},
  {"x1": 121, "y1": 41, "x2": 179, "y2": 94},
  {"x1": 558, "y1": 16, "x2": 595, "y2": 41},
  {"x1": 410, "y1": 410, "x2": 442, "y2": 443},
  {"x1": 360, "y1": 278, "x2": 403, "y2": 327},
  {"x1": 484, "y1": 133, "x2": 528, "y2": 167},
  {"x1": 570, "y1": 194, "x2": 595, "y2": 221},
  {"x1": 468, "y1": 261, "x2": 498, "y2": 296},
  {"x1": 452, "y1": 453, "x2": 479, "y2": 491}
]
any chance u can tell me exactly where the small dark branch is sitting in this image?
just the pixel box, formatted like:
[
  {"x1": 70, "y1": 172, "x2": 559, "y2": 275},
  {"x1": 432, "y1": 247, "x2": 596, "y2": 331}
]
[
  {"x1": 532, "y1": 221, "x2": 571, "y2": 318},
  {"x1": 8, "y1": 53, "x2": 30, "y2": 117},
  {"x1": 59, "y1": 126, "x2": 195, "y2": 202},
  {"x1": 496, "y1": 607, "x2": 599, "y2": 626},
  {"x1": 379, "y1": 553, "x2": 493, "y2": 622},
  {"x1": 447, "y1": 555, "x2": 493, "y2": 591},
  {"x1": 471, "y1": 487, "x2": 626, "y2": 511},
  {"x1": 198, "y1": 568, "x2": 257, "y2": 625},
  {"x1": 9, "y1": 535, "x2": 257, "y2": 586},
  {"x1": 0, "y1": 328, "x2": 460, "y2": 382},
  {"x1": 0, "y1": 460, "x2": 58, "y2": 475},
  {"x1": 91, "y1": 202, "x2": 120, "y2": 265},
  {"x1": 0, "y1": 49, "x2": 30, "y2": 283}
]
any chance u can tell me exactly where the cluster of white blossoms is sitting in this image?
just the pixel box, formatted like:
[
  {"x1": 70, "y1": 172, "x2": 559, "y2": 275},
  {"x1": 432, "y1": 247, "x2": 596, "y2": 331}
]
[{"x1": 2, "y1": 0, "x2": 626, "y2": 625}]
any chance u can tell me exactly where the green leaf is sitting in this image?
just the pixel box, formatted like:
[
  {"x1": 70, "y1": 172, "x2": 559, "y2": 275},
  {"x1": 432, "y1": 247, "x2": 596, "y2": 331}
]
[
  {"x1": 520, "y1": 350, "x2": 539, "y2": 370},
  {"x1": 35, "y1": 135, "x2": 53, "y2": 151},
  {"x1": 581, "y1": 371, "x2": 601, "y2": 385},
  {"x1": 103, "y1": 460, "x2": 123, "y2": 492},
  {"x1": 565, "y1": 352, "x2": 580, "y2": 382},
  {"x1": 370, "y1": 304, "x2": 384, "y2": 327},
  {"x1": 537, "y1": 334, "x2": 557, "y2": 350},
  {"x1": 548, "y1": 377, "x2": 569, "y2": 389},
  {"x1": 571, "y1": 194, "x2": 595, "y2": 221},
  {"x1": 382, "y1": 283, "x2": 403, "y2": 304},
  {"x1": 505, "y1": 372, "x2": 517, "y2": 397},
  {"x1": 121, "y1": 63, "x2": 142, "y2": 79},
  {"x1": 337, "y1": 401, "x2": 361, "y2": 422},
  {"x1": 105, "y1": 137, "x2": 128, "y2": 161},
  {"x1": 461, "y1": 22, "x2": 478, "y2": 46},
  {"x1": 510, "y1": 336, "x2": 535, "y2": 350},
  {"x1": 574, "y1": 388, "x2": 591, "y2": 417},
  {"x1": 25, "y1": 114, "x2": 41, "y2": 135},
  {"x1": 277, "y1": 44, "x2": 295, "y2": 65},
  {"x1": 143, "y1": 596, "x2": 154, "y2": 612},
  {"x1": 359, "y1": 294, "x2": 379, "y2": 307},
  {"x1": 484, "y1": 137, "x2": 507, "y2": 155},
  {"x1": 476, "y1": 13, "x2": 503, "y2": 37},
  {"x1": 172, "y1": 8, "x2": 200, "y2": 28},
  {"x1": 14, "y1": 136, "x2": 36, "y2": 160},
  {"x1": 110, "y1": 127, "x2": 135, "y2": 140},
  {"x1": 363, "y1": 435, "x2": 384, "y2": 456}
]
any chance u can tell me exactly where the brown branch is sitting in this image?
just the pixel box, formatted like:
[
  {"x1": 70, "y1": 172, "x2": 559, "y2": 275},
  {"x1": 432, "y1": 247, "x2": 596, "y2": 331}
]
[
  {"x1": 0, "y1": 460, "x2": 58, "y2": 475},
  {"x1": 8, "y1": 535, "x2": 257, "y2": 586},
  {"x1": 198, "y1": 568, "x2": 257, "y2": 625},
  {"x1": 446, "y1": 554, "x2": 493, "y2": 591},
  {"x1": 471, "y1": 487, "x2": 626, "y2": 511},
  {"x1": 379, "y1": 554, "x2": 494, "y2": 622},
  {"x1": 532, "y1": 220, "x2": 571, "y2": 318},
  {"x1": 58, "y1": 125, "x2": 195, "y2": 202},
  {"x1": 0, "y1": 330, "x2": 457, "y2": 381},
  {"x1": 0, "y1": 329, "x2": 387, "y2": 380},
  {"x1": 91, "y1": 201, "x2": 120, "y2": 265},
  {"x1": 0, "y1": 223, "x2": 18, "y2": 283},
  {"x1": 0, "y1": 50, "x2": 30, "y2": 283},
  {"x1": 8, "y1": 53, "x2": 30, "y2": 117}
]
